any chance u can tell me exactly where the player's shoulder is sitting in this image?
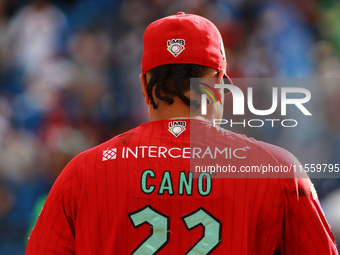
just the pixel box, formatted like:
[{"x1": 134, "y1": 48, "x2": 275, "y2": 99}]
[
  {"x1": 73, "y1": 126, "x2": 139, "y2": 161},
  {"x1": 223, "y1": 129, "x2": 313, "y2": 191},
  {"x1": 65, "y1": 120, "x2": 169, "y2": 170},
  {"x1": 54, "y1": 127, "x2": 138, "y2": 184},
  {"x1": 213, "y1": 124, "x2": 298, "y2": 166},
  {"x1": 250, "y1": 138, "x2": 298, "y2": 166}
]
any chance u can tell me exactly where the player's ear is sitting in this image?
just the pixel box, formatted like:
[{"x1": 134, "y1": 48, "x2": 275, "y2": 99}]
[
  {"x1": 218, "y1": 70, "x2": 224, "y2": 79},
  {"x1": 140, "y1": 73, "x2": 150, "y2": 106}
]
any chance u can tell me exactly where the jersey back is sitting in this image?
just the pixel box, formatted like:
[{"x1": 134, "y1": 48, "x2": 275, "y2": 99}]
[{"x1": 26, "y1": 119, "x2": 338, "y2": 255}]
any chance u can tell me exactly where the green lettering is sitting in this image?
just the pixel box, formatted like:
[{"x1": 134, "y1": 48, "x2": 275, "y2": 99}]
[
  {"x1": 178, "y1": 171, "x2": 193, "y2": 195},
  {"x1": 158, "y1": 171, "x2": 174, "y2": 195},
  {"x1": 198, "y1": 173, "x2": 211, "y2": 196},
  {"x1": 141, "y1": 169, "x2": 155, "y2": 194}
]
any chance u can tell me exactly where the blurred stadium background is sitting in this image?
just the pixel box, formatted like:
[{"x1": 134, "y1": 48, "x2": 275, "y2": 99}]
[{"x1": 0, "y1": 0, "x2": 339, "y2": 254}]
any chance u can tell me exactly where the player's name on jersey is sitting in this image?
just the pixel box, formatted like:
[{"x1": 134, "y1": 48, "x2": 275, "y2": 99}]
[
  {"x1": 103, "y1": 146, "x2": 250, "y2": 160},
  {"x1": 140, "y1": 169, "x2": 212, "y2": 196}
]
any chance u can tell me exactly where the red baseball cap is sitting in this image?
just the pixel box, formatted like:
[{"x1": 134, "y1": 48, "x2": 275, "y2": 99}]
[{"x1": 141, "y1": 12, "x2": 231, "y2": 82}]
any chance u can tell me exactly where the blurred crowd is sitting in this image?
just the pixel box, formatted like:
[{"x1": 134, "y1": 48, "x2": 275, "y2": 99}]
[{"x1": 0, "y1": 0, "x2": 339, "y2": 253}]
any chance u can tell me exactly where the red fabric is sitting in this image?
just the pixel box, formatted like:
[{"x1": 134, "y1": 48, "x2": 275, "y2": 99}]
[
  {"x1": 141, "y1": 12, "x2": 228, "y2": 75},
  {"x1": 26, "y1": 119, "x2": 338, "y2": 254}
]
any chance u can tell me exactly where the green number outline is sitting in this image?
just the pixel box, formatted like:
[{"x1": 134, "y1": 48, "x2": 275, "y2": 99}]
[
  {"x1": 128, "y1": 205, "x2": 170, "y2": 254},
  {"x1": 182, "y1": 207, "x2": 222, "y2": 255},
  {"x1": 128, "y1": 206, "x2": 221, "y2": 254}
]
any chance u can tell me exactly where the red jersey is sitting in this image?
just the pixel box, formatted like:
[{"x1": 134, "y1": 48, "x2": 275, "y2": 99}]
[{"x1": 26, "y1": 119, "x2": 338, "y2": 254}]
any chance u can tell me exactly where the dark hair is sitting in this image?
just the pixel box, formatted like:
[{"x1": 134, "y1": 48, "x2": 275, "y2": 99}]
[{"x1": 146, "y1": 64, "x2": 213, "y2": 109}]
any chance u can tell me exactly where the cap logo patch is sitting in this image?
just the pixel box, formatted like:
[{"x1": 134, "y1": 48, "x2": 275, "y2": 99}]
[{"x1": 167, "y1": 39, "x2": 185, "y2": 57}]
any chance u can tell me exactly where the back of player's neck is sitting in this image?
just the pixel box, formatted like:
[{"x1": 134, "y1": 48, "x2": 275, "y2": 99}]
[
  {"x1": 150, "y1": 98, "x2": 214, "y2": 122},
  {"x1": 151, "y1": 110, "x2": 211, "y2": 122}
]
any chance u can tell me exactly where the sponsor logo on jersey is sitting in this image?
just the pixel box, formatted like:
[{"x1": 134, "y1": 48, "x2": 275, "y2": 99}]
[
  {"x1": 101, "y1": 145, "x2": 249, "y2": 160},
  {"x1": 167, "y1": 39, "x2": 185, "y2": 57},
  {"x1": 102, "y1": 148, "x2": 117, "y2": 161},
  {"x1": 121, "y1": 145, "x2": 248, "y2": 159},
  {"x1": 169, "y1": 121, "x2": 186, "y2": 137}
]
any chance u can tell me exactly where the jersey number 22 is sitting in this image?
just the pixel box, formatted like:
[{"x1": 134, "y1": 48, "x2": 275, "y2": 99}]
[{"x1": 128, "y1": 205, "x2": 222, "y2": 254}]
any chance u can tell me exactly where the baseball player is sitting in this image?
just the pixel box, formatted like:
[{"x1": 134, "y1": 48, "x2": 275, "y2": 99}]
[{"x1": 26, "y1": 12, "x2": 338, "y2": 254}]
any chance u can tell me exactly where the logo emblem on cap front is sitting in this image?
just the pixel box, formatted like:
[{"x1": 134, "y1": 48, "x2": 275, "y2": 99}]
[{"x1": 167, "y1": 39, "x2": 185, "y2": 57}]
